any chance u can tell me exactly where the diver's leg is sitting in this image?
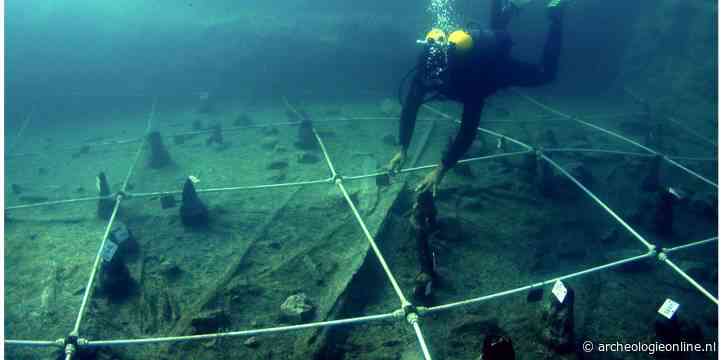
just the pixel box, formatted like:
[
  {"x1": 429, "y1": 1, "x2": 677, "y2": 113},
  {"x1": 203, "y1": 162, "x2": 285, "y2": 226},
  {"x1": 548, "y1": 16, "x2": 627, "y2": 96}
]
[
  {"x1": 490, "y1": 0, "x2": 504, "y2": 30},
  {"x1": 491, "y1": 0, "x2": 519, "y2": 30},
  {"x1": 502, "y1": 5, "x2": 563, "y2": 87}
]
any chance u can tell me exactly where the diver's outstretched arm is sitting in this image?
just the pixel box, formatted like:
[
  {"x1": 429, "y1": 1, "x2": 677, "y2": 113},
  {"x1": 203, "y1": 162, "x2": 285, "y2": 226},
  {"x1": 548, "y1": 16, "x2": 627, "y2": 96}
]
[
  {"x1": 440, "y1": 101, "x2": 483, "y2": 169},
  {"x1": 502, "y1": 6, "x2": 564, "y2": 87},
  {"x1": 490, "y1": 0, "x2": 517, "y2": 30},
  {"x1": 399, "y1": 74, "x2": 426, "y2": 153}
]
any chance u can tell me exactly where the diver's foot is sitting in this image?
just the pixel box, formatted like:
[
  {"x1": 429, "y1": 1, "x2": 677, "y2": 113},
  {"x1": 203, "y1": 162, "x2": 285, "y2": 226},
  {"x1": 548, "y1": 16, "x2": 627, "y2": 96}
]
[
  {"x1": 547, "y1": 0, "x2": 566, "y2": 21},
  {"x1": 413, "y1": 272, "x2": 434, "y2": 300}
]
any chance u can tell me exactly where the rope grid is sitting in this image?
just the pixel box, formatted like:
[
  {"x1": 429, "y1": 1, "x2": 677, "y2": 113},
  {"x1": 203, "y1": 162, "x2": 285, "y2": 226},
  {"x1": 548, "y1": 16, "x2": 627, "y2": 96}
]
[{"x1": 5, "y1": 94, "x2": 718, "y2": 360}]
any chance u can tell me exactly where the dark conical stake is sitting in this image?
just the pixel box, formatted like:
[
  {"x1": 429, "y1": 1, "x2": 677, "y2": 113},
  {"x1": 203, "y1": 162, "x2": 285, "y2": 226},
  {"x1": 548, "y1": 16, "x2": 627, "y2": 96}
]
[
  {"x1": 539, "y1": 157, "x2": 555, "y2": 197},
  {"x1": 180, "y1": 178, "x2": 208, "y2": 227},
  {"x1": 481, "y1": 335, "x2": 516, "y2": 360},
  {"x1": 654, "y1": 189, "x2": 676, "y2": 236},
  {"x1": 641, "y1": 155, "x2": 662, "y2": 192},
  {"x1": 97, "y1": 172, "x2": 115, "y2": 220},
  {"x1": 100, "y1": 253, "x2": 136, "y2": 301},
  {"x1": 523, "y1": 151, "x2": 538, "y2": 181},
  {"x1": 543, "y1": 129, "x2": 559, "y2": 148},
  {"x1": 541, "y1": 282, "x2": 575, "y2": 353},
  {"x1": 147, "y1": 131, "x2": 172, "y2": 169},
  {"x1": 296, "y1": 116, "x2": 317, "y2": 150},
  {"x1": 206, "y1": 124, "x2": 223, "y2": 146}
]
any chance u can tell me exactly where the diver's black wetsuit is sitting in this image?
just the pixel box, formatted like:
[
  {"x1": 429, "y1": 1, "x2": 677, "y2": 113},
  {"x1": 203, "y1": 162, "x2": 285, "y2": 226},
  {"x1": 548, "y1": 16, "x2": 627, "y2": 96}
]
[{"x1": 399, "y1": 2, "x2": 563, "y2": 169}]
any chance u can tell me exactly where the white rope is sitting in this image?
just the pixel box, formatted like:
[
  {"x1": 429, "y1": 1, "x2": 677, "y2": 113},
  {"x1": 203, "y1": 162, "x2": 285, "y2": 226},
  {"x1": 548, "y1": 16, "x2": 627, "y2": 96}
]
[
  {"x1": 477, "y1": 113, "x2": 644, "y2": 123},
  {"x1": 303, "y1": 118, "x2": 410, "y2": 306},
  {"x1": 342, "y1": 151, "x2": 532, "y2": 182},
  {"x1": 582, "y1": 112, "x2": 648, "y2": 120},
  {"x1": 663, "y1": 157, "x2": 718, "y2": 188},
  {"x1": 84, "y1": 311, "x2": 398, "y2": 347},
  {"x1": 313, "y1": 128, "x2": 338, "y2": 178},
  {"x1": 6, "y1": 98, "x2": 717, "y2": 356},
  {"x1": 667, "y1": 116, "x2": 717, "y2": 147},
  {"x1": 6, "y1": 196, "x2": 112, "y2": 211},
  {"x1": 422, "y1": 104, "x2": 533, "y2": 151},
  {"x1": 424, "y1": 252, "x2": 653, "y2": 314},
  {"x1": 514, "y1": 90, "x2": 718, "y2": 189},
  {"x1": 5, "y1": 117, "x2": 439, "y2": 160},
  {"x1": 411, "y1": 320, "x2": 433, "y2": 360},
  {"x1": 335, "y1": 180, "x2": 409, "y2": 306},
  {"x1": 513, "y1": 91, "x2": 657, "y2": 152},
  {"x1": 342, "y1": 172, "x2": 389, "y2": 181},
  {"x1": 196, "y1": 179, "x2": 333, "y2": 193},
  {"x1": 663, "y1": 237, "x2": 718, "y2": 254},
  {"x1": 4, "y1": 339, "x2": 61, "y2": 348},
  {"x1": 301, "y1": 107, "x2": 410, "y2": 306},
  {"x1": 666, "y1": 155, "x2": 717, "y2": 162},
  {"x1": 574, "y1": 116, "x2": 659, "y2": 154},
  {"x1": 540, "y1": 154, "x2": 655, "y2": 250},
  {"x1": 452, "y1": 150, "x2": 533, "y2": 165},
  {"x1": 5, "y1": 149, "x2": 528, "y2": 212},
  {"x1": 542, "y1": 148, "x2": 653, "y2": 157},
  {"x1": 130, "y1": 179, "x2": 332, "y2": 199},
  {"x1": 72, "y1": 99, "x2": 154, "y2": 335},
  {"x1": 71, "y1": 198, "x2": 123, "y2": 334},
  {"x1": 660, "y1": 256, "x2": 718, "y2": 305},
  {"x1": 399, "y1": 151, "x2": 532, "y2": 173},
  {"x1": 6, "y1": 179, "x2": 333, "y2": 211},
  {"x1": 422, "y1": 104, "x2": 656, "y2": 252}
]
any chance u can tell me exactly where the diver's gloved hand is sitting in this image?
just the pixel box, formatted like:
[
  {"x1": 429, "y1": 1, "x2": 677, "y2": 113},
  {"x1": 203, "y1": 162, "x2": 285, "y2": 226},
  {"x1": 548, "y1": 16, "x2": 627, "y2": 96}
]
[
  {"x1": 386, "y1": 149, "x2": 407, "y2": 174},
  {"x1": 547, "y1": 0, "x2": 566, "y2": 22},
  {"x1": 415, "y1": 165, "x2": 447, "y2": 197}
]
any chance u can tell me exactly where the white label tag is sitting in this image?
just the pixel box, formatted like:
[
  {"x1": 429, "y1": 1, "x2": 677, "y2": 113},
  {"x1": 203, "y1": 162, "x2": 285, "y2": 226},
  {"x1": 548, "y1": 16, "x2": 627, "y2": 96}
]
[
  {"x1": 496, "y1": 138, "x2": 503, "y2": 149},
  {"x1": 101, "y1": 241, "x2": 119, "y2": 262},
  {"x1": 424, "y1": 281, "x2": 433, "y2": 296},
  {"x1": 111, "y1": 224, "x2": 129, "y2": 244},
  {"x1": 552, "y1": 280, "x2": 567, "y2": 303},
  {"x1": 658, "y1": 299, "x2": 680, "y2": 319},
  {"x1": 96, "y1": 176, "x2": 101, "y2": 193}
]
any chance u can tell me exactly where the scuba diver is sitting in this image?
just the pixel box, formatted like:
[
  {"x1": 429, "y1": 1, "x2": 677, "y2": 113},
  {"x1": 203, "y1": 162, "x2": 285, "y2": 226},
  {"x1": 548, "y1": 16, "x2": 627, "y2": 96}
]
[{"x1": 389, "y1": 0, "x2": 566, "y2": 298}]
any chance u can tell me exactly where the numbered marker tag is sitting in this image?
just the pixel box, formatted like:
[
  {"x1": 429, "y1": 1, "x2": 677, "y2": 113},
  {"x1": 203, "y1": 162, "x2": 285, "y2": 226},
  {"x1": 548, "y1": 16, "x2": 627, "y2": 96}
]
[
  {"x1": 552, "y1": 280, "x2": 567, "y2": 303},
  {"x1": 95, "y1": 176, "x2": 101, "y2": 193},
  {"x1": 425, "y1": 281, "x2": 433, "y2": 297},
  {"x1": 111, "y1": 223, "x2": 129, "y2": 244},
  {"x1": 496, "y1": 138, "x2": 503, "y2": 149},
  {"x1": 658, "y1": 299, "x2": 680, "y2": 319},
  {"x1": 101, "y1": 241, "x2": 119, "y2": 262}
]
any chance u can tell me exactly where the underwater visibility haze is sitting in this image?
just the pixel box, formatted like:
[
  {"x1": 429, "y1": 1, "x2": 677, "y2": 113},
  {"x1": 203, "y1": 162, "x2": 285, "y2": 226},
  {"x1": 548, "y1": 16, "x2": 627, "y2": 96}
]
[{"x1": 4, "y1": 0, "x2": 719, "y2": 359}]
